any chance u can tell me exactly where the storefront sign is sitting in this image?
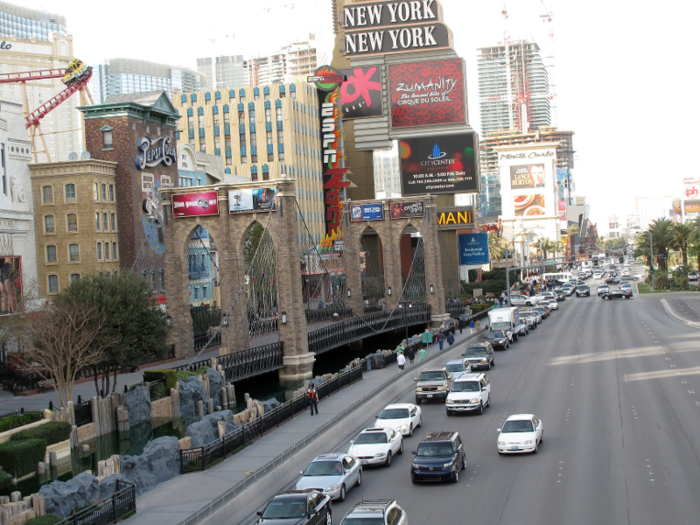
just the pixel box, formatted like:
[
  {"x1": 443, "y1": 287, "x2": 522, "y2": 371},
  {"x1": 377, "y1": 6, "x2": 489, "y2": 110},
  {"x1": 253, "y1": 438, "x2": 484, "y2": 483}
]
[
  {"x1": 0, "y1": 42, "x2": 11, "y2": 50},
  {"x1": 351, "y1": 203, "x2": 384, "y2": 221},
  {"x1": 558, "y1": 201, "x2": 567, "y2": 222},
  {"x1": 499, "y1": 150, "x2": 555, "y2": 161},
  {"x1": 437, "y1": 208, "x2": 473, "y2": 228},
  {"x1": 683, "y1": 177, "x2": 700, "y2": 199},
  {"x1": 172, "y1": 191, "x2": 219, "y2": 218},
  {"x1": 400, "y1": 134, "x2": 478, "y2": 195},
  {"x1": 684, "y1": 200, "x2": 700, "y2": 214},
  {"x1": 323, "y1": 168, "x2": 351, "y2": 235},
  {"x1": 510, "y1": 164, "x2": 546, "y2": 190},
  {"x1": 389, "y1": 59, "x2": 465, "y2": 128},
  {"x1": 310, "y1": 65, "x2": 345, "y2": 92},
  {"x1": 479, "y1": 223, "x2": 500, "y2": 234},
  {"x1": 458, "y1": 233, "x2": 489, "y2": 265},
  {"x1": 135, "y1": 136, "x2": 176, "y2": 170},
  {"x1": 339, "y1": 66, "x2": 383, "y2": 119},
  {"x1": 514, "y1": 194, "x2": 546, "y2": 217},
  {"x1": 343, "y1": 0, "x2": 442, "y2": 29},
  {"x1": 228, "y1": 188, "x2": 276, "y2": 213},
  {"x1": 390, "y1": 201, "x2": 424, "y2": 219}
]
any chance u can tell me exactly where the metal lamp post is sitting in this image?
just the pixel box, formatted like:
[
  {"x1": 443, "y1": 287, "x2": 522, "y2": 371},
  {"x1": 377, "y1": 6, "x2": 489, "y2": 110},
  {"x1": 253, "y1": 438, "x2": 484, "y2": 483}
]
[{"x1": 648, "y1": 232, "x2": 655, "y2": 291}]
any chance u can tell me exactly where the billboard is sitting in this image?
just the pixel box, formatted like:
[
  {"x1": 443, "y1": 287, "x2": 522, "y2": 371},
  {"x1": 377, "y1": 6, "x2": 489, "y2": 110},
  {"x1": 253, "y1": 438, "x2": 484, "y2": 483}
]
[
  {"x1": 350, "y1": 203, "x2": 384, "y2": 221},
  {"x1": 458, "y1": 233, "x2": 489, "y2": 265},
  {"x1": 339, "y1": 66, "x2": 382, "y2": 119},
  {"x1": 172, "y1": 191, "x2": 219, "y2": 218},
  {"x1": 558, "y1": 201, "x2": 567, "y2": 221},
  {"x1": 228, "y1": 188, "x2": 276, "y2": 213},
  {"x1": 0, "y1": 256, "x2": 22, "y2": 315},
  {"x1": 388, "y1": 59, "x2": 466, "y2": 128},
  {"x1": 514, "y1": 194, "x2": 545, "y2": 217},
  {"x1": 510, "y1": 164, "x2": 546, "y2": 190},
  {"x1": 399, "y1": 134, "x2": 478, "y2": 196},
  {"x1": 437, "y1": 208, "x2": 474, "y2": 228},
  {"x1": 684, "y1": 200, "x2": 700, "y2": 214},
  {"x1": 390, "y1": 201, "x2": 424, "y2": 219},
  {"x1": 683, "y1": 177, "x2": 700, "y2": 200}
]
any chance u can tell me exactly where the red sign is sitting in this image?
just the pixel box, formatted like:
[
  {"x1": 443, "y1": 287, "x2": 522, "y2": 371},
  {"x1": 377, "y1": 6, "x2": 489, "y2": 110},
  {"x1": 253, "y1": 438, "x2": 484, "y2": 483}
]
[
  {"x1": 388, "y1": 59, "x2": 466, "y2": 128},
  {"x1": 172, "y1": 191, "x2": 219, "y2": 218},
  {"x1": 323, "y1": 168, "x2": 351, "y2": 235},
  {"x1": 558, "y1": 201, "x2": 567, "y2": 221},
  {"x1": 685, "y1": 186, "x2": 699, "y2": 199}
]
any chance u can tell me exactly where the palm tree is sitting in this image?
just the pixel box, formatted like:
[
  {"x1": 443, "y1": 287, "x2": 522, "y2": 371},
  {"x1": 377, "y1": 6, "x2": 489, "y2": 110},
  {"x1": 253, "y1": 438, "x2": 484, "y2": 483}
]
[
  {"x1": 647, "y1": 219, "x2": 677, "y2": 271},
  {"x1": 488, "y1": 231, "x2": 505, "y2": 265},
  {"x1": 566, "y1": 224, "x2": 579, "y2": 236},
  {"x1": 534, "y1": 237, "x2": 557, "y2": 261},
  {"x1": 674, "y1": 222, "x2": 694, "y2": 267}
]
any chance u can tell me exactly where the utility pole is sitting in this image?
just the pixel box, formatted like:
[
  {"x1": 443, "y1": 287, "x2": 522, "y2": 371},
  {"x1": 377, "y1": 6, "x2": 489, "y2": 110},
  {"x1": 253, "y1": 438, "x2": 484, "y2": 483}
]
[{"x1": 648, "y1": 233, "x2": 655, "y2": 291}]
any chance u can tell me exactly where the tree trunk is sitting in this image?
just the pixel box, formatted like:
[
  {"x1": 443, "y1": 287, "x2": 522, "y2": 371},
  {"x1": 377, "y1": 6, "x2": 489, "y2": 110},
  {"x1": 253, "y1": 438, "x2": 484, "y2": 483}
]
[
  {"x1": 93, "y1": 367, "x2": 100, "y2": 398},
  {"x1": 682, "y1": 243, "x2": 688, "y2": 267},
  {"x1": 112, "y1": 367, "x2": 119, "y2": 393}
]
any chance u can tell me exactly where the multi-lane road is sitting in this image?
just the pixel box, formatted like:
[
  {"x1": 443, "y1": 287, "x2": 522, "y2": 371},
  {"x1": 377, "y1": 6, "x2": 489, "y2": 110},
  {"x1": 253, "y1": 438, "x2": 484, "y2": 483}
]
[{"x1": 246, "y1": 274, "x2": 700, "y2": 525}]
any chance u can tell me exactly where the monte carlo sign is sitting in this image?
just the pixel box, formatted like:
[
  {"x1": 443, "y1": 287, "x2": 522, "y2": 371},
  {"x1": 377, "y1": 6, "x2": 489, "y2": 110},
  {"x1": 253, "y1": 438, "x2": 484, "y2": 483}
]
[{"x1": 343, "y1": 0, "x2": 452, "y2": 58}]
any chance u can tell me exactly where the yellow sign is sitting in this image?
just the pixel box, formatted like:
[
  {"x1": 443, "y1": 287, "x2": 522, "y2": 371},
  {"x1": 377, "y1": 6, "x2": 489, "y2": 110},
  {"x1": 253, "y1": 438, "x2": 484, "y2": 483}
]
[{"x1": 438, "y1": 210, "x2": 473, "y2": 227}]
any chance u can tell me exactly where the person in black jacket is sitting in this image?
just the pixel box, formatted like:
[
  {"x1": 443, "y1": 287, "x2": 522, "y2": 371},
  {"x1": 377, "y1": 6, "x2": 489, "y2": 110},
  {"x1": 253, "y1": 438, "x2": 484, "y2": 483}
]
[{"x1": 405, "y1": 346, "x2": 415, "y2": 366}]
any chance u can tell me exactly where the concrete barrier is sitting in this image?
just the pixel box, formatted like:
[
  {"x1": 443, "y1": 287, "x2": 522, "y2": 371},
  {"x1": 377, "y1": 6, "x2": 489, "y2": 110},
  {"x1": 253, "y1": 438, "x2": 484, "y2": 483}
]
[{"x1": 181, "y1": 329, "x2": 486, "y2": 525}]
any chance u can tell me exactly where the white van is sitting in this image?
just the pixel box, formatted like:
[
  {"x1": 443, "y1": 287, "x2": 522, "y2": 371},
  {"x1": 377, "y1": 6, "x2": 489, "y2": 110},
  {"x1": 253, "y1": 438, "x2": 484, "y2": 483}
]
[{"x1": 488, "y1": 307, "x2": 520, "y2": 342}]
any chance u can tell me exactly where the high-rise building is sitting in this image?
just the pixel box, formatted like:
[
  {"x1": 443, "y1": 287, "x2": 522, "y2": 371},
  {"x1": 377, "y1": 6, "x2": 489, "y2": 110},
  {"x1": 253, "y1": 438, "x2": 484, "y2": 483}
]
[
  {"x1": 373, "y1": 143, "x2": 402, "y2": 198},
  {"x1": 477, "y1": 41, "x2": 550, "y2": 136},
  {"x1": 635, "y1": 196, "x2": 674, "y2": 229},
  {"x1": 478, "y1": 128, "x2": 574, "y2": 220},
  {"x1": 197, "y1": 55, "x2": 245, "y2": 91},
  {"x1": 0, "y1": 1, "x2": 66, "y2": 41},
  {"x1": 243, "y1": 34, "x2": 318, "y2": 87},
  {"x1": 93, "y1": 58, "x2": 206, "y2": 104},
  {"x1": 174, "y1": 82, "x2": 326, "y2": 244}
]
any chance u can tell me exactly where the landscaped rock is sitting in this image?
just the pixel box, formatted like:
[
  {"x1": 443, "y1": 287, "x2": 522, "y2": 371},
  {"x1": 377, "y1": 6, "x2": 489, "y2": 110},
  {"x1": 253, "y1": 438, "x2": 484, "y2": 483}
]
[
  {"x1": 206, "y1": 368, "x2": 224, "y2": 405},
  {"x1": 40, "y1": 471, "x2": 100, "y2": 518},
  {"x1": 185, "y1": 410, "x2": 240, "y2": 448},
  {"x1": 119, "y1": 436, "x2": 181, "y2": 496},
  {"x1": 98, "y1": 473, "x2": 123, "y2": 500},
  {"x1": 179, "y1": 376, "x2": 208, "y2": 417},
  {"x1": 261, "y1": 397, "x2": 280, "y2": 412},
  {"x1": 124, "y1": 385, "x2": 151, "y2": 427}
]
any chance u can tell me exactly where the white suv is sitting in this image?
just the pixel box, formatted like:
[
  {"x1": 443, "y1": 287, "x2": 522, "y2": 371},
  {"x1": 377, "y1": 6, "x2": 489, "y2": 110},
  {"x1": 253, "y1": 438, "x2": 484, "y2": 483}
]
[
  {"x1": 445, "y1": 373, "x2": 491, "y2": 416},
  {"x1": 509, "y1": 294, "x2": 541, "y2": 306}
]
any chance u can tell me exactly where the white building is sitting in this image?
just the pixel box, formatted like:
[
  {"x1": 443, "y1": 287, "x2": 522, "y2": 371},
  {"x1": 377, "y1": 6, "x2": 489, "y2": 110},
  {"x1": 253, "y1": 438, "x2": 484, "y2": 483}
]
[
  {"x1": 635, "y1": 195, "x2": 674, "y2": 229},
  {"x1": 373, "y1": 142, "x2": 402, "y2": 198},
  {"x1": 0, "y1": 100, "x2": 38, "y2": 312}
]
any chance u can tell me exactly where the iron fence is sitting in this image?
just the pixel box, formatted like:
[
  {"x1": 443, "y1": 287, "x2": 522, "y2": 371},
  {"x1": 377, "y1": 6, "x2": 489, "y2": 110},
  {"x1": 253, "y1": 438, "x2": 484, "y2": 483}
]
[
  {"x1": 2, "y1": 372, "x2": 42, "y2": 395},
  {"x1": 55, "y1": 479, "x2": 136, "y2": 525},
  {"x1": 305, "y1": 307, "x2": 353, "y2": 324},
  {"x1": 181, "y1": 365, "x2": 363, "y2": 474},
  {"x1": 445, "y1": 300, "x2": 471, "y2": 319},
  {"x1": 74, "y1": 401, "x2": 92, "y2": 427}
]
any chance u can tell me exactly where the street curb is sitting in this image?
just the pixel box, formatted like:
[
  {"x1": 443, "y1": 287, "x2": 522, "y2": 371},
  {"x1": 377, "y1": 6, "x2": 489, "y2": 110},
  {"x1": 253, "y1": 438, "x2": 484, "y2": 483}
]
[
  {"x1": 176, "y1": 328, "x2": 487, "y2": 525},
  {"x1": 660, "y1": 299, "x2": 700, "y2": 329}
]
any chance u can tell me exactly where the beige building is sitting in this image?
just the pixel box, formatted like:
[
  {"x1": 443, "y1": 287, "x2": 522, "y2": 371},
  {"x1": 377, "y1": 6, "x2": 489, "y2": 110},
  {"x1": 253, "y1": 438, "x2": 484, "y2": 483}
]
[
  {"x1": 174, "y1": 81, "x2": 326, "y2": 243},
  {"x1": 30, "y1": 159, "x2": 120, "y2": 297}
]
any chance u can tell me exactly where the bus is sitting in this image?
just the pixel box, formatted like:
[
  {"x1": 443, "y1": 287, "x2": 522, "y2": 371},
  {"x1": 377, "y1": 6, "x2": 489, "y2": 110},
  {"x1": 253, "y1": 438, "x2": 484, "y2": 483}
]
[{"x1": 542, "y1": 272, "x2": 575, "y2": 285}]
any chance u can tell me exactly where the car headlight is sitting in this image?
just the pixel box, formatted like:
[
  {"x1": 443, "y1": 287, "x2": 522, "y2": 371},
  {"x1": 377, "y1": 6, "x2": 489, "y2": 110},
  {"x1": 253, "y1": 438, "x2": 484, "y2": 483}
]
[
  {"x1": 470, "y1": 398, "x2": 480, "y2": 404},
  {"x1": 411, "y1": 462, "x2": 418, "y2": 469},
  {"x1": 443, "y1": 461, "x2": 454, "y2": 468},
  {"x1": 446, "y1": 399, "x2": 454, "y2": 404},
  {"x1": 325, "y1": 484, "x2": 339, "y2": 491},
  {"x1": 436, "y1": 386, "x2": 445, "y2": 391},
  {"x1": 498, "y1": 441, "x2": 506, "y2": 445},
  {"x1": 375, "y1": 453, "x2": 386, "y2": 458},
  {"x1": 524, "y1": 440, "x2": 534, "y2": 445},
  {"x1": 481, "y1": 358, "x2": 488, "y2": 362},
  {"x1": 400, "y1": 423, "x2": 409, "y2": 430},
  {"x1": 497, "y1": 339, "x2": 504, "y2": 343}
]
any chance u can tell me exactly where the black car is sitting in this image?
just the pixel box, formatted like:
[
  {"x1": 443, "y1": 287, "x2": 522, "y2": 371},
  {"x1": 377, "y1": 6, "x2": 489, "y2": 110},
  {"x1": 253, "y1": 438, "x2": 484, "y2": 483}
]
[
  {"x1": 256, "y1": 490, "x2": 332, "y2": 525},
  {"x1": 575, "y1": 284, "x2": 590, "y2": 297},
  {"x1": 601, "y1": 290, "x2": 633, "y2": 300},
  {"x1": 484, "y1": 330, "x2": 509, "y2": 350},
  {"x1": 411, "y1": 431, "x2": 466, "y2": 484}
]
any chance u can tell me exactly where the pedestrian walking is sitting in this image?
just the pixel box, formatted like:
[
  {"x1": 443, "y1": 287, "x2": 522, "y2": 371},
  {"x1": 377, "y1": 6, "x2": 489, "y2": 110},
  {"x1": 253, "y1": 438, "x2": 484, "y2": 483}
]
[
  {"x1": 308, "y1": 386, "x2": 319, "y2": 416},
  {"x1": 470, "y1": 320, "x2": 475, "y2": 334},
  {"x1": 397, "y1": 352, "x2": 406, "y2": 372},
  {"x1": 418, "y1": 347, "x2": 426, "y2": 361},
  {"x1": 436, "y1": 331, "x2": 446, "y2": 351},
  {"x1": 447, "y1": 332, "x2": 455, "y2": 346},
  {"x1": 405, "y1": 346, "x2": 415, "y2": 365},
  {"x1": 459, "y1": 319, "x2": 463, "y2": 334}
]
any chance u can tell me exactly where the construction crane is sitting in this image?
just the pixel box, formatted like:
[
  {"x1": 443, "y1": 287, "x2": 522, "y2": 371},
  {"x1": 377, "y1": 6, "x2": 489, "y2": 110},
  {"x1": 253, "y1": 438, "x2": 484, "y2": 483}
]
[
  {"x1": 0, "y1": 59, "x2": 94, "y2": 162},
  {"x1": 540, "y1": 0, "x2": 557, "y2": 127}
]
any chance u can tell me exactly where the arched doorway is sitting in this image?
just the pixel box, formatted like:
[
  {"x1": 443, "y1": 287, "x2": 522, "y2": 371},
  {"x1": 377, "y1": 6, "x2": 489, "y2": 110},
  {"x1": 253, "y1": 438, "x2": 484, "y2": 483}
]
[
  {"x1": 399, "y1": 224, "x2": 426, "y2": 302},
  {"x1": 360, "y1": 226, "x2": 385, "y2": 311},
  {"x1": 187, "y1": 225, "x2": 222, "y2": 352}
]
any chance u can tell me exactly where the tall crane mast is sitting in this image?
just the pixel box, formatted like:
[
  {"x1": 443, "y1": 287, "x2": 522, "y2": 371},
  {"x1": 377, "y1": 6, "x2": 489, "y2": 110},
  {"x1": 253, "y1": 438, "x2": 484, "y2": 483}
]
[{"x1": 540, "y1": 0, "x2": 557, "y2": 127}]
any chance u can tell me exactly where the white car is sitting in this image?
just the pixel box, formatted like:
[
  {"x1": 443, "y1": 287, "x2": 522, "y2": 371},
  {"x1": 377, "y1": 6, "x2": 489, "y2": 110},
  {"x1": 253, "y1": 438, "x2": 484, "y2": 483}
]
[
  {"x1": 593, "y1": 272, "x2": 602, "y2": 279},
  {"x1": 348, "y1": 427, "x2": 403, "y2": 467},
  {"x1": 446, "y1": 373, "x2": 491, "y2": 416},
  {"x1": 545, "y1": 299, "x2": 558, "y2": 310},
  {"x1": 497, "y1": 414, "x2": 544, "y2": 454},
  {"x1": 374, "y1": 403, "x2": 422, "y2": 437}
]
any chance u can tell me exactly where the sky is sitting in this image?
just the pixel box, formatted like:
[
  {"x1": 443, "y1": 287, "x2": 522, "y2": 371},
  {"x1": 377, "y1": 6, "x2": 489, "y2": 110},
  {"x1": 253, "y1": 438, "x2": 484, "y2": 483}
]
[{"x1": 19, "y1": 0, "x2": 700, "y2": 227}]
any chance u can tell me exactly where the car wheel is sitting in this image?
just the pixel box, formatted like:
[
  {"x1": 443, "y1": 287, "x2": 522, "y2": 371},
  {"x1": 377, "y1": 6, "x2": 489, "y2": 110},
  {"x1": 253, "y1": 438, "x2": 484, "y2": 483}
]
[
  {"x1": 326, "y1": 511, "x2": 332, "y2": 525},
  {"x1": 418, "y1": 416, "x2": 422, "y2": 428},
  {"x1": 446, "y1": 408, "x2": 452, "y2": 417},
  {"x1": 408, "y1": 425, "x2": 413, "y2": 437},
  {"x1": 356, "y1": 470, "x2": 362, "y2": 487},
  {"x1": 451, "y1": 469, "x2": 459, "y2": 483},
  {"x1": 540, "y1": 432, "x2": 544, "y2": 443},
  {"x1": 533, "y1": 442, "x2": 538, "y2": 454},
  {"x1": 477, "y1": 401, "x2": 483, "y2": 415},
  {"x1": 399, "y1": 439, "x2": 404, "y2": 454},
  {"x1": 491, "y1": 359, "x2": 495, "y2": 367},
  {"x1": 486, "y1": 394, "x2": 491, "y2": 407},
  {"x1": 415, "y1": 397, "x2": 421, "y2": 405},
  {"x1": 462, "y1": 456, "x2": 467, "y2": 470},
  {"x1": 526, "y1": 301, "x2": 532, "y2": 306},
  {"x1": 411, "y1": 475, "x2": 417, "y2": 485},
  {"x1": 487, "y1": 362, "x2": 492, "y2": 370},
  {"x1": 624, "y1": 296, "x2": 630, "y2": 300},
  {"x1": 338, "y1": 484, "x2": 346, "y2": 502}
]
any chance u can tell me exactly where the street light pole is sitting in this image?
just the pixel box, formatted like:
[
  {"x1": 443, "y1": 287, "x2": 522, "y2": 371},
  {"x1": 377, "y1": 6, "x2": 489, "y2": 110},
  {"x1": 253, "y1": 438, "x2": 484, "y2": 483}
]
[{"x1": 648, "y1": 232, "x2": 655, "y2": 291}]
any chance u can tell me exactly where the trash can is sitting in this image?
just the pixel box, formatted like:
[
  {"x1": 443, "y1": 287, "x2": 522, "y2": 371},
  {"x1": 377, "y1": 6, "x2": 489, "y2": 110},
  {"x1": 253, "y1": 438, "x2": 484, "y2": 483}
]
[{"x1": 366, "y1": 356, "x2": 372, "y2": 371}]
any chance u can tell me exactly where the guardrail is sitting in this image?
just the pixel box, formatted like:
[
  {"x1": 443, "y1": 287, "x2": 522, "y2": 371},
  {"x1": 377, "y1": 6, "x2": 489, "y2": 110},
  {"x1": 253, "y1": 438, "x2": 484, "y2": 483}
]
[{"x1": 55, "y1": 479, "x2": 136, "y2": 524}]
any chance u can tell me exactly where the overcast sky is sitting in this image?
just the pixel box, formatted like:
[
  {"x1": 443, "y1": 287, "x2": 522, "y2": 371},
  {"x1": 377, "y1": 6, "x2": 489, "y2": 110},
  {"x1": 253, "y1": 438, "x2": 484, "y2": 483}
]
[{"x1": 21, "y1": 0, "x2": 699, "y2": 226}]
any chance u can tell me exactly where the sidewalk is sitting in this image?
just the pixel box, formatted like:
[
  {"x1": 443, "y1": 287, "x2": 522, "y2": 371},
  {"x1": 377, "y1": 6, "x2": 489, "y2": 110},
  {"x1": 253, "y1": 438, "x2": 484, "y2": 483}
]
[{"x1": 126, "y1": 324, "x2": 485, "y2": 525}]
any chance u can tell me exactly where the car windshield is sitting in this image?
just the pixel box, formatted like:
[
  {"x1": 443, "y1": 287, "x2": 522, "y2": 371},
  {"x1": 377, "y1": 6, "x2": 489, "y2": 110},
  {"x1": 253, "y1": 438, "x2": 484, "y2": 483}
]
[
  {"x1": 487, "y1": 331, "x2": 504, "y2": 338},
  {"x1": 416, "y1": 443, "x2": 454, "y2": 457},
  {"x1": 452, "y1": 381, "x2": 480, "y2": 392},
  {"x1": 419, "y1": 371, "x2": 445, "y2": 381},
  {"x1": 341, "y1": 519, "x2": 385, "y2": 525},
  {"x1": 304, "y1": 461, "x2": 343, "y2": 476},
  {"x1": 466, "y1": 347, "x2": 488, "y2": 356},
  {"x1": 502, "y1": 420, "x2": 534, "y2": 433},
  {"x1": 262, "y1": 499, "x2": 307, "y2": 519},
  {"x1": 577, "y1": 285, "x2": 587, "y2": 290},
  {"x1": 355, "y1": 432, "x2": 388, "y2": 445},
  {"x1": 378, "y1": 408, "x2": 409, "y2": 419},
  {"x1": 445, "y1": 363, "x2": 464, "y2": 373}
]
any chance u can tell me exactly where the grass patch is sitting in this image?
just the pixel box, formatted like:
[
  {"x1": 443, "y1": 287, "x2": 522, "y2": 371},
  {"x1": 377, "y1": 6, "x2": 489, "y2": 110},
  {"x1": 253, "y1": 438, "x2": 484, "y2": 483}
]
[{"x1": 637, "y1": 283, "x2": 696, "y2": 294}]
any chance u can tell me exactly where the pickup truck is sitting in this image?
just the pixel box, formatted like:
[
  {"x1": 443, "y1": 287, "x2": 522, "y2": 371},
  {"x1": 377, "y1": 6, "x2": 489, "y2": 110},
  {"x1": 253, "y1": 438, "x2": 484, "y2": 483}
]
[{"x1": 414, "y1": 368, "x2": 453, "y2": 404}]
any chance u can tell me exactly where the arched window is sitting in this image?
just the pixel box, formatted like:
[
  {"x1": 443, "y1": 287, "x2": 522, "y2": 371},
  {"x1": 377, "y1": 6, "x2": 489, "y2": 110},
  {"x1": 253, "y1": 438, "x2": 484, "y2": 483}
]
[{"x1": 64, "y1": 183, "x2": 76, "y2": 202}]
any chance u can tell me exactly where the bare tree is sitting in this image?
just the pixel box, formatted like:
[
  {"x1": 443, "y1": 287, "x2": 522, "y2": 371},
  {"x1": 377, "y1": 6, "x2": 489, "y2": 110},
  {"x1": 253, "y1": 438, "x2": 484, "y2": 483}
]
[{"x1": 19, "y1": 296, "x2": 116, "y2": 408}]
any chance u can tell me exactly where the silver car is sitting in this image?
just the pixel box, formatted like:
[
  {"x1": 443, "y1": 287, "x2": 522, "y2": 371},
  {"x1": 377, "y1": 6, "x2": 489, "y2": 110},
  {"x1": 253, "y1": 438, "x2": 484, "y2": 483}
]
[
  {"x1": 444, "y1": 358, "x2": 473, "y2": 380},
  {"x1": 295, "y1": 453, "x2": 362, "y2": 502}
]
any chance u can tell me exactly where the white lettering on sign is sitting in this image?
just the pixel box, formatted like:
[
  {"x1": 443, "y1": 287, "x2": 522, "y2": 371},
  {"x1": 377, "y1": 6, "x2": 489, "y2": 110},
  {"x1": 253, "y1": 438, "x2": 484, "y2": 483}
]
[
  {"x1": 499, "y1": 150, "x2": 556, "y2": 161},
  {"x1": 347, "y1": 25, "x2": 439, "y2": 55},
  {"x1": 321, "y1": 102, "x2": 338, "y2": 165},
  {"x1": 345, "y1": 0, "x2": 437, "y2": 28}
]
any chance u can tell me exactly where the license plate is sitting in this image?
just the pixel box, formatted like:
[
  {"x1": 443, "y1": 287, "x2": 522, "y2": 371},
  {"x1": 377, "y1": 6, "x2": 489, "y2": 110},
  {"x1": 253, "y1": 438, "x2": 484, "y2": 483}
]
[
  {"x1": 361, "y1": 460, "x2": 368, "y2": 465},
  {"x1": 427, "y1": 394, "x2": 433, "y2": 398},
  {"x1": 510, "y1": 446, "x2": 519, "y2": 451}
]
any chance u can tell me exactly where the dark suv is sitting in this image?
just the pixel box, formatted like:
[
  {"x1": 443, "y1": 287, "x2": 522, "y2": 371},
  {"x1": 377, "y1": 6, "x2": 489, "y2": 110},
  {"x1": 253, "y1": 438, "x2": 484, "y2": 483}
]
[{"x1": 410, "y1": 431, "x2": 466, "y2": 484}]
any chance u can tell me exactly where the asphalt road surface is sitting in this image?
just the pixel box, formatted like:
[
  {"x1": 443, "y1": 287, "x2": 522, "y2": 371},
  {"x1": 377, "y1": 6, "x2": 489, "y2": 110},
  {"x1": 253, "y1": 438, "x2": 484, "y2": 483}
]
[{"x1": 244, "y1": 276, "x2": 700, "y2": 525}]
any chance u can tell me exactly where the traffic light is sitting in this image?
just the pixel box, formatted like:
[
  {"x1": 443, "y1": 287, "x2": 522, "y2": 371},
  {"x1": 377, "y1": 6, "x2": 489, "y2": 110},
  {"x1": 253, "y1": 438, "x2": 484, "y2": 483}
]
[{"x1": 664, "y1": 252, "x2": 668, "y2": 260}]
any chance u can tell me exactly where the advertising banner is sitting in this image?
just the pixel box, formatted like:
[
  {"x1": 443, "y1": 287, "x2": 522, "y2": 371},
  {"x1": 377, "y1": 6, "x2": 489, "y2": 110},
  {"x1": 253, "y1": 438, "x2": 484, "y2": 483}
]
[
  {"x1": 437, "y1": 208, "x2": 474, "y2": 228},
  {"x1": 228, "y1": 188, "x2": 276, "y2": 213},
  {"x1": 388, "y1": 59, "x2": 465, "y2": 128},
  {"x1": 510, "y1": 164, "x2": 546, "y2": 190},
  {"x1": 458, "y1": 233, "x2": 489, "y2": 266},
  {"x1": 350, "y1": 203, "x2": 384, "y2": 221},
  {"x1": 514, "y1": 194, "x2": 546, "y2": 217},
  {"x1": 558, "y1": 201, "x2": 567, "y2": 221},
  {"x1": 390, "y1": 201, "x2": 424, "y2": 219},
  {"x1": 683, "y1": 177, "x2": 700, "y2": 200},
  {"x1": 339, "y1": 66, "x2": 383, "y2": 119},
  {"x1": 323, "y1": 168, "x2": 351, "y2": 235},
  {"x1": 172, "y1": 191, "x2": 219, "y2": 218},
  {"x1": 400, "y1": 133, "x2": 478, "y2": 195},
  {"x1": 0, "y1": 256, "x2": 21, "y2": 315},
  {"x1": 684, "y1": 200, "x2": 700, "y2": 214}
]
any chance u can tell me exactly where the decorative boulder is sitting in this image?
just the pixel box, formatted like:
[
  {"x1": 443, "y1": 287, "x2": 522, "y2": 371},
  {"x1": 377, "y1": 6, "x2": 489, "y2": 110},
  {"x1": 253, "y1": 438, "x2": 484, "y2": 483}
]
[
  {"x1": 119, "y1": 436, "x2": 181, "y2": 496},
  {"x1": 124, "y1": 385, "x2": 151, "y2": 426},
  {"x1": 179, "y1": 377, "x2": 208, "y2": 417},
  {"x1": 206, "y1": 368, "x2": 225, "y2": 406},
  {"x1": 185, "y1": 410, "x2": 240, "y2": 448},
  {"x1": 98, "y1": 474, "x2": 123, "y2": 500},
  {"x1": 261, "y1": 397, "x2": 280, "y2": 413},
  {"x1": 40, "y1": 471, "x2": 100, "y2": 518}
]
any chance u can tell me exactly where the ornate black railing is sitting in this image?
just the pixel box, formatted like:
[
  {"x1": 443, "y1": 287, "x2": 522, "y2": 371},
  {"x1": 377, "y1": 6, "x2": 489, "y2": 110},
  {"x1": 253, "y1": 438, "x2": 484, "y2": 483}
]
[
  {"x1": 307, "y1": 303, "x2": 432, "y2": 355},
  {"x1": 445, "y1": 300, "x2": 471, "y2": 319},
  {"x1": 2, "y1": 371, "x2": 42, "y2": 395},
  {"x1": 55, "y1": 479, "x2": 136, "y2": 524},
  {"x1": 305, "y1": 307, "x2": 353, "y2": 324},
  {"x1": 74, "y1": 401, "x2": 92, "y2": 427}
]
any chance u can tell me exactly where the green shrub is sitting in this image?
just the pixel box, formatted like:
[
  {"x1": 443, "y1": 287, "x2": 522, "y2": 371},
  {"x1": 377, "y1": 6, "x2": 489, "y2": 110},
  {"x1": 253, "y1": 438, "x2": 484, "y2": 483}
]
[
  {"x1": 0, "y1": 439, "x2": 46, "y2": 478},
  {"x1": 470, "y1": 303, "x2": 495, "y2": 313},
  {"x1": 150, "y1": 382, "x2": 167, "y2": 401},
  {"x1": 177, "y1": 366, "x2": 210, "y2": 382},
  {"x1": 143, "y1": 369, "x2": 178, "y2": 392},
  {"x1": 10, "y1": 422, "x2": 71, "y2": 447},
  {"x1": 26, "y1": 515, "x2": 63, "y2": 525},
  {"x1": 0, "y1": 470, "x2": 11, "y2": 492},
  {"x1": 0, "y1": 413, "x2": 43, "y2": 434}
]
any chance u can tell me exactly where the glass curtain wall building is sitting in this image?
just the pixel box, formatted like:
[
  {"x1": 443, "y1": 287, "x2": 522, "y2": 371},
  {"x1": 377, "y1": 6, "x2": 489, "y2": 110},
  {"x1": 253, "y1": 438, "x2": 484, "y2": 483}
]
[{"x1": 0, "y1": 1, "x2": 66, "y2": 41}]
